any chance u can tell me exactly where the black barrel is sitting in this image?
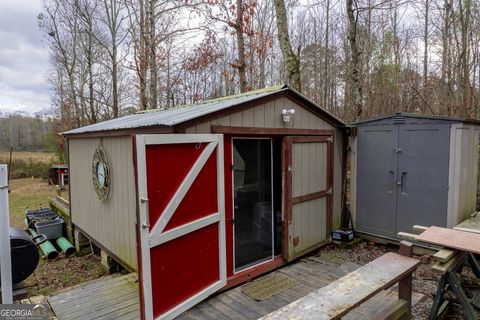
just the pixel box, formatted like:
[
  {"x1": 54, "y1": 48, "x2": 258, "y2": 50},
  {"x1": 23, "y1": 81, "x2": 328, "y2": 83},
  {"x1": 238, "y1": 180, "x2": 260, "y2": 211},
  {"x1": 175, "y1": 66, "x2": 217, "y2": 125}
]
[{"x1": 5, "y1": 228, "x2": 40, "y2": 284}]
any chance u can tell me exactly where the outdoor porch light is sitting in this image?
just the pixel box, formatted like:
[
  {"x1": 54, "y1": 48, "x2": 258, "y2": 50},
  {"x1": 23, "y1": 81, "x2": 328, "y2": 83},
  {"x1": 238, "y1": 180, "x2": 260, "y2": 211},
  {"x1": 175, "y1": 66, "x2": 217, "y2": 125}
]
[{"x1": 281, "y1": 108, "x2": 295, "y2": 122}]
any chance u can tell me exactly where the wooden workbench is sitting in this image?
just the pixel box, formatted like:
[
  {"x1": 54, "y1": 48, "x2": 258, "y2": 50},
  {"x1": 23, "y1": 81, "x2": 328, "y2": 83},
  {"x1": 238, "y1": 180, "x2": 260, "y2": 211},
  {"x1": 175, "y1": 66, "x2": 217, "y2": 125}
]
[{"x1": 412, "y1": 226, "x2": 480, "y2": 320}]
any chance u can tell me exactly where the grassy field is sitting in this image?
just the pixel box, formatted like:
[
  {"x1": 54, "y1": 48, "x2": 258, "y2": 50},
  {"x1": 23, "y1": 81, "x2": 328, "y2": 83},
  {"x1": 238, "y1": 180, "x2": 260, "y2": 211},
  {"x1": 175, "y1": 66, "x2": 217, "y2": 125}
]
[
  {"x1": 8, "y1": 178, "x2": 60, "y2": 228},
  {"x1": 0, "y1": 151, "x2": 57, "y2": 163},
  {"x1": 0, "y1": 151, "x2": 58, "y2": 180}
]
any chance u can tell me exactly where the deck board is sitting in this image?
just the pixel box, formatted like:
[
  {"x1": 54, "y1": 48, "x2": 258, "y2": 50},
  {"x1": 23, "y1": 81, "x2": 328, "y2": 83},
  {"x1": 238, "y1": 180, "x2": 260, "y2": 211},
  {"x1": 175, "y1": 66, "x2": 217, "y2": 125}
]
[
  {"x1": 184, "y1": 253, "x2": 423, "y2": 319},
  {"x1": 48, "y1": 273, "x2": 140, "y2": 320},
  {"x1": 47, "y1": 253, "x2": 423, "y2": 320}
]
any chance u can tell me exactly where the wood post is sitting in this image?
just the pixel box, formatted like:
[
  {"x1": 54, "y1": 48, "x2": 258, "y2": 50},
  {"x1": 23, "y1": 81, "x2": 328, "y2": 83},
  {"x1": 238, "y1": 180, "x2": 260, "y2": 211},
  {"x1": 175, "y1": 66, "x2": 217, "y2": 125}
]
[{"x1": 399, "y1": 241, "x2": 413, "y2": 319}]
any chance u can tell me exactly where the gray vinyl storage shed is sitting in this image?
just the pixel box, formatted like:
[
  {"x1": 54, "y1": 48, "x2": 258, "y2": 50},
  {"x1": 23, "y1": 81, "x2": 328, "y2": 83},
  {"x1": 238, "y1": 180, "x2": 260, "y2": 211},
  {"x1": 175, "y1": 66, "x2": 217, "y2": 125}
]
[{"x1": 351, "y1": 113, "x2": 480, "y2": 240}]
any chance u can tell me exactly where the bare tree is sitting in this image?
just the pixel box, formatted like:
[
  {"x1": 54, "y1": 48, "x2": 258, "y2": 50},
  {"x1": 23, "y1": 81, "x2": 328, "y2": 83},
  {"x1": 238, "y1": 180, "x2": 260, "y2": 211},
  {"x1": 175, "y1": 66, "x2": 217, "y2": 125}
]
[{"x1": 272, "y1": 0, "x2": 301, "y2": 91}]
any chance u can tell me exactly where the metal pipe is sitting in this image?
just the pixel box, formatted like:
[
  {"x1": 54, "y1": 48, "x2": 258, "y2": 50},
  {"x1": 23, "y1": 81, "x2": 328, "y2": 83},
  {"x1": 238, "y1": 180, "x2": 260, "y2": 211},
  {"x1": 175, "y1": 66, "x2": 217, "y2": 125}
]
[
  {"x1": 28, "y1": 227, "x2": 59, "y2": 261},
  {"x1": 0, "y1": 164, "x2": 13, "y2": 303},
  {"x1": 56, "y1": 237, "x2": 76, "y2": 257}
]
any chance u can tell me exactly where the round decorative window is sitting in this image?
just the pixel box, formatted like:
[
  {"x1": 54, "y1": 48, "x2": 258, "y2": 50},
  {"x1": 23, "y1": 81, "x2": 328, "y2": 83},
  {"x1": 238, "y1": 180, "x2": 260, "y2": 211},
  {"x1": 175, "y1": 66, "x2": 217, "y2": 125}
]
[{"x1": 92, "y1": 146, "x2": 111, "y2": 201}]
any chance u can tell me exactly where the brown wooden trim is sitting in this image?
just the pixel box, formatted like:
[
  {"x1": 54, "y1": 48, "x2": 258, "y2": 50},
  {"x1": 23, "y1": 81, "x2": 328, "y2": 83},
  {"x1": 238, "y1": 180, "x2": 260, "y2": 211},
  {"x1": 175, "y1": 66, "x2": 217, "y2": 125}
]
[
  {"x1": 288, "y1": 135, "x2": 332, "y2": 143},
  {"x1": 282, "y1": 137, "x2": 292, "y2": 261},
  {"x1": 74, "y1": 225, "x2": 136, "y2": 273},
  {"x1": 292, "y1": 190, "x2": 329, "y2": 205},
  {"x1": 327, "y1": 136, "x2": 334, "y2": 235},
  {"x1": 211, "y1": 125, "x2": 334, "y2": 137},
  {"x1": 131, "y1": 135, "x2": 146, "y2": 320},
  {"x1": 223, "y1": 256, "x2": 285, "y2": 290}
]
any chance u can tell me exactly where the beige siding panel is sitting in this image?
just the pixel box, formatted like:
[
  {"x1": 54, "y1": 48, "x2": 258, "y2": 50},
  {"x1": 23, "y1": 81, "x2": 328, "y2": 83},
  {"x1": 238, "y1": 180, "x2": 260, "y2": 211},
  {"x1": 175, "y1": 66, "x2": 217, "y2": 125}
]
[
  {"x1": 214, "y1": 116, "x2": 231, "y2": 126},
  {"x1": 292, "y1": 197, "x2": 327, "y2": 254},
  {"x1": 292, "y1": 142, "x2": 328, "y2": 197},
  {"x1": 264, "y1": 101, "x2": 275, "y2": 128},
  {"x1": 230, "y1": 112, "x2": 243, "y2": 126},
  {"x1": 195, "y1": 122, "x2": 210, "y2": 134},
  {"x1": 69, "y1": 136, "x2": 137, "y2": 270},
  {"x1": 274, "y1": 98, "x2": 286, "y2": 128},
  {"x1": 242, "y1": 108, "x2": 254, "y2": 127},
  {"x1": 253, "y1": 104, "x2": 265, "y2": 127},
  {"x1": 185, "y1": 126, "x2": 196, "y2": 134}
]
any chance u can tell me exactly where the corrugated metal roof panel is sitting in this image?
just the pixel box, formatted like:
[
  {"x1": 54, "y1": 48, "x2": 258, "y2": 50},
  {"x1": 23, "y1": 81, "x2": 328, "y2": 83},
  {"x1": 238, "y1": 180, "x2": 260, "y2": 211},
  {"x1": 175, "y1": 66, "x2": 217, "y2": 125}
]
[{"x1": 63, "y1": 86, "x2": 289, "y2": 135}]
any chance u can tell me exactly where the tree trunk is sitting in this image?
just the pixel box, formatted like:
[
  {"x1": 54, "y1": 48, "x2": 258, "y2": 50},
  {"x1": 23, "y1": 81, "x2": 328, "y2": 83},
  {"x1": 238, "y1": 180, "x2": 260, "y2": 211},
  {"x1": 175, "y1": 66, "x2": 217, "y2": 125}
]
[
  {"x1": 346, "y1": 0, "x2": 363, "y2": 120},
  {"x1": 235, "y1": 0, "x2": 247, "y2": 92},
  {"x1": 139, "y1": 0, "x2": 148, "y2": 110},
  {"x1": 272, "y1": 0, "x2": 301, "y2": 92},
  {"x1": 147, "y1": 0, "x2": 158, "y2": 109}
]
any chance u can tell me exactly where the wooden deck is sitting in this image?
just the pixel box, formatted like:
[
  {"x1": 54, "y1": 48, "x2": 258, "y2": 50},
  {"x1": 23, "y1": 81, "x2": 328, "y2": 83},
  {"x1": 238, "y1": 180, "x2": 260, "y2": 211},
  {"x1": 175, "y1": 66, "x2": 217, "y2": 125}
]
[
  {"x1": 179, "y1": 254, "x2": 423, "y2": 320},
  {"x1": 47, "y1": 254, "x2": 423, "y2": 320},
  {"x1": 48, "y1": 273, "x2": 139, "y2": 320}
]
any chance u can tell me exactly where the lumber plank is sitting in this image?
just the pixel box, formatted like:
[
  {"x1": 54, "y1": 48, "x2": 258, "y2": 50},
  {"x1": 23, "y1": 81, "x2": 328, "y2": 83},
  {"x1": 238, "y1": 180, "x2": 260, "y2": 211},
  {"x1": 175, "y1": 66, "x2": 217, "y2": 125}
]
[
  {"x1": 260, "y1": 253, "x2": 419, "y2": 320},
  {"x1": 412, "y1": 225, "x2": 428, "y2": 232},
  {"x1": 416, "y1": 226, "x2": 480, "y2": 254},
  {"x1": 454, "y1": 216, "x2": 480, "y2": 234},
  {"x1": 432, "y1": 252, "x2": 466, "y2": 272},
  {"x1": 433, "y1": 249, "x2": 456, "y2": 263},
  {"x1": 397, "y1": 232, "x2": 417, "y2": 242}
]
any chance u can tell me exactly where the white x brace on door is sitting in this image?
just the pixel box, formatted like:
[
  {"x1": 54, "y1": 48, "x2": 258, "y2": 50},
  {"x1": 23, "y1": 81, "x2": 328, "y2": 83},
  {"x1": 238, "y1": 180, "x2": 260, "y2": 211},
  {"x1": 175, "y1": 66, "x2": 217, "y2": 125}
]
[{"x1": 135, "y1": 134, "x2": 226, "y2": 320}]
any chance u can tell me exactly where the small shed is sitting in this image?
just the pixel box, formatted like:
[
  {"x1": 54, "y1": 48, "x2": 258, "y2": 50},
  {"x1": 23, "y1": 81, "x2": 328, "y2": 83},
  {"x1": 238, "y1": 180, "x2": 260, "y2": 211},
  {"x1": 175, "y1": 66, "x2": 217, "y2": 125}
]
[
  {"x1": 63, "y1": 85, "x2": 347, "y2": 319},
  {"x1": 48, "y1": 164, "x2": 69, "y2": 189},
  {"x1": 350, "y1": 113, "x2": 480, "y2": 240}
]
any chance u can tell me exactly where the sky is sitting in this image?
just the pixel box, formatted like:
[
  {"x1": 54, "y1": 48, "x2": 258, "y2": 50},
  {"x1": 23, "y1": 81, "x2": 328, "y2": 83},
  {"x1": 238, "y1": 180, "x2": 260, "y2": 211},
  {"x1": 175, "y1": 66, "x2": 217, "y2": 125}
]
[{"x1": 0, "y1": 0, "x2": 50, "y2": 114}]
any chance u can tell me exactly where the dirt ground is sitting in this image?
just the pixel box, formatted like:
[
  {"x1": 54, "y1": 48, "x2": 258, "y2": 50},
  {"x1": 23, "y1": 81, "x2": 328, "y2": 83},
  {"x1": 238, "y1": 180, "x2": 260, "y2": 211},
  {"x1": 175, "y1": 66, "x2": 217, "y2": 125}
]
[
  {"x1": 25, "y1": 254, "x2": 107, "y2": 297},
  {"x1": 318, "y1": 240, "x2": 475, "y2": 319}
]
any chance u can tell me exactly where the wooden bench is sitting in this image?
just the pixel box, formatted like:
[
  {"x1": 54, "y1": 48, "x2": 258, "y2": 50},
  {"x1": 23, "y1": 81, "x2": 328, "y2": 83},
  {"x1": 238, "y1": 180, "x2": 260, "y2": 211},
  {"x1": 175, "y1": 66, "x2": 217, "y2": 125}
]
[{"x1": 261, "y1": 242, "x2": 420, "y2": 320}]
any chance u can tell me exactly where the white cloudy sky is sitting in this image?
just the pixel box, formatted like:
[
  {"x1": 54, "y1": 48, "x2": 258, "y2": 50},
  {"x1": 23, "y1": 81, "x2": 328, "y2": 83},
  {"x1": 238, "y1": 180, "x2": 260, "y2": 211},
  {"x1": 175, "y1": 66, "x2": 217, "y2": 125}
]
[{"x1": 0, "y1": 0, "x2": 50, "y2": 114}]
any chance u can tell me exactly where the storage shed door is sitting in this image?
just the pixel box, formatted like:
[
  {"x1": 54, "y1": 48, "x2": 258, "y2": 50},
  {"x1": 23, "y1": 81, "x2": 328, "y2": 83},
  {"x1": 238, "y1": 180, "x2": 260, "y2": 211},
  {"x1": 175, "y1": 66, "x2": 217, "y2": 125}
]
[
  {"x1": 135, "y1": 134, "x2": 226, "y2": 320},
  {"x1": 284, "y1": 136, "x2": 333, "y2": 262}
]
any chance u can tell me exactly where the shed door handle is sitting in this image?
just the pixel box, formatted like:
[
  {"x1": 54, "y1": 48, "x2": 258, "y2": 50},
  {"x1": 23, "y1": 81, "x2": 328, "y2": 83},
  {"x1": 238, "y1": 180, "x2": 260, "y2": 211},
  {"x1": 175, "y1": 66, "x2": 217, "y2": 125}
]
[
  {"x1": 400, "y1": 172, "x2": 407, "y2": 193},
  {"x1": 388, "y1": 171, "x2": 395, "y2": 193}
]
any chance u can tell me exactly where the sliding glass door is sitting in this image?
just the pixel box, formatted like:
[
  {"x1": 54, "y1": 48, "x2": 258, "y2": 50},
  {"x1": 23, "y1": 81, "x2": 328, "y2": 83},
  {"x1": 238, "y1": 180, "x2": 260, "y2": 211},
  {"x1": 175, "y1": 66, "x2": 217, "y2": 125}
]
[{"x1": 232, "y1": 138, "x2": 274, "y2": 272}]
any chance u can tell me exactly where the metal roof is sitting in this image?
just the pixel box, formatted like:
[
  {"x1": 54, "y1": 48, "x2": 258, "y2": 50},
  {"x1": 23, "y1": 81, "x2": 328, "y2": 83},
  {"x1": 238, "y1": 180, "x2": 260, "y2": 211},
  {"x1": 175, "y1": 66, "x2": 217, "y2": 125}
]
[
  {"x1": 63, "y1": 85, "x2": 345, "y2": 136},
  {"x1": 354, "y1": 112, "x2": 480, "y2": 126}
]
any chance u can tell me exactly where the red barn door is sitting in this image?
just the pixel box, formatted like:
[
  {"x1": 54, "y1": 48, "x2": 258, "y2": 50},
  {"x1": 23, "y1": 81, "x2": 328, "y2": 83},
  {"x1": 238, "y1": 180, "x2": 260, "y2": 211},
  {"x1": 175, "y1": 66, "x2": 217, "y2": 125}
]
[{"x1": 134, "y1": 134, "x2": 226, "y2": 320}]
